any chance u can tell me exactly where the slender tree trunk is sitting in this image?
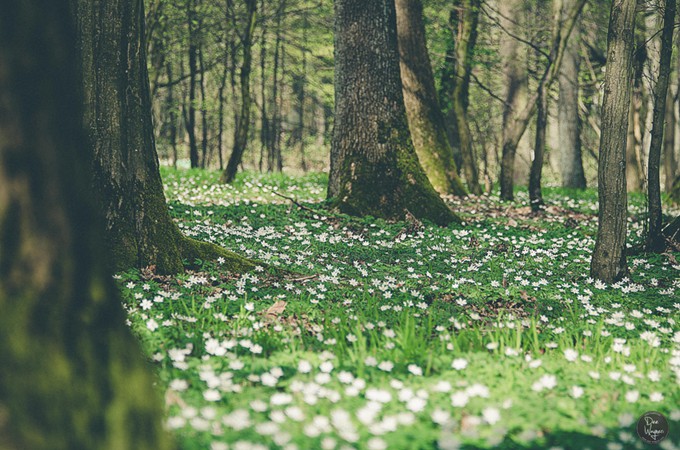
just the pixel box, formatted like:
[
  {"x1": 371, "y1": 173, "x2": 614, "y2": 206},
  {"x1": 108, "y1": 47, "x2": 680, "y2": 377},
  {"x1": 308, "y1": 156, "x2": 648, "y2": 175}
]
[
  {"x1": 166, "y1": 63, "x2": 179, "y2": 168},
  {"x1": 626, "y1": 90, "x2": 644, "y2": 191},
  {"x1": 199, "y1": 45, "x2": 209, "y2": 168},
  {"x1": 73, "y1": 0, "x2": 252, "y2": 274},
  {"x1": 558, "y1": 0, "x2": 586, "y2": 189},
  {"x1": 664, "y1": 85, "x2": 677, "y2": 192},
  {"x1": 268, "y1": 0, "x2": 284, "y2": 173},
  {"x1": 222, "y1": 0, "x2": 257, "y2": 183},
  {"x1": 186, "y1": 0, "x2": 199, "y2": 168},
  {"x1": 329, "y1": 0, "x2": 458, "y2": 225},
  {"x1": 395, "y1": 0, "x2": 467, "y2": 197},
  {"x1": 0, "y1": 3, "x2": 175, "y2": 448},
  {"x1": 529, "y1": 82, "x2": 548, "y2": 211},
  {"x1": 646, "y1": 0, "x2": 676, "y2": 252},
  {"x1": 452, "y1": 0, "x2": 482, "y2": 195},
  {"x1": 591, "y1": 0, "x2": 637, "y2": 283},
  {"x1": 276, "y1": 41, "x2": 285, "y2": 172},
  {"x1": 499, "y1": 0, "x2": 529, "y2": 201},
  {"x1": 259, "y1": 0, "x2": 268, "y2": 173},
  {"x1": 499, "y1": 0, "x2": 586, "y2": 200},
  {"x1": 217, "y1": 58, "x2": 228, "y2": 171},
  {"x1": 438, "y1": 10, "x2": 464, "y2": 173},
  {"x1": 297, "y1": 13, "x2": 309, "y2": 172}
]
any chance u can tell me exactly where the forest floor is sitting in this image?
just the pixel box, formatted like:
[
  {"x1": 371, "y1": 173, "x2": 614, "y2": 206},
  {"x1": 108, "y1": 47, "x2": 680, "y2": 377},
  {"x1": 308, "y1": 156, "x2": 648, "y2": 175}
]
[{"x1": 119, "y1": 168, "x2": 680, "y2": 450}]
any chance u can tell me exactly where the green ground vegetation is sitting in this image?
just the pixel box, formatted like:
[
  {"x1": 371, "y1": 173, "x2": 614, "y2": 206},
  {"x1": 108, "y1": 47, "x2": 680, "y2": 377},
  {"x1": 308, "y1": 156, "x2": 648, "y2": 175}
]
[{"x1": 118, "y1": 168, "x2": 680, "y2": 450}]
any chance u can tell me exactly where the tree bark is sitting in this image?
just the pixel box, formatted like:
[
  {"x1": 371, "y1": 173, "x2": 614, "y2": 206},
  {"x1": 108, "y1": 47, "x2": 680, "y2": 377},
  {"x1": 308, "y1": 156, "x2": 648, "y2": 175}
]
[
  {"x1": 498, "y1": 0, "x2": 529, "y2": 201},
  {"x1": 591, "y1": 0, "x2": 637, "y2": 283},
  {"x1": 395, "y1": 0, "x2": 468, "y2": 197},
  {"x1": 199, "y1": 45, "x2": 209, "y2": 168},
  {"x1": 499, "y1": 0, "x2": 586, "y2": 201},
  {"x1": 452, "y1": 0, "x2": 483, "y2": 195},
  {"x1": 663, "y1": 85, "x2": 677, "y2": 192},
  {"x1": 329, "y1": 0, "x2": 458, "y2": 226},
  {"x1": 529, "y1": 81, "x2": 548, "y2": 211},
  {"x1": 0, "y1": 3, "x2": 174, "y2": 448},
  {"x1": 222, "y1": 0, "x2": 257, "y2": 183},
  {"x1": 558, "y1": 0, "x2": 586, "y2": 189},
  {"x1": 186, "y1": 0, "x2": 200, "y2": 168},
  {"x1": 73, "y1": 0, "x2": 253, "y2": 274},
  {"x1": 645, "y1": 0, "x2": 676, "y2": 252}
]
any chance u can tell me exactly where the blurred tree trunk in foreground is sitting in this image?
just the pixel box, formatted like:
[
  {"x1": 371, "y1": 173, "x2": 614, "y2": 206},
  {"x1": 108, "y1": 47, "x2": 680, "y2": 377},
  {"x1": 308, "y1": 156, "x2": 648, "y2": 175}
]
[
  {"x1": 73, "y1": 0, "x2": 252, "y2": 274},
  {"x1": 395, "y1": 0, "x2": 468, "y2": 197},
  {"x1": 591, "y1": 0, "x2": 637, "y2": 283},
  {"x1": 329, "y1": 0, "x2": 458, "y2": 225},
  {"x1": 0, "y1": 2, "x2": 175, "y2": 449}
]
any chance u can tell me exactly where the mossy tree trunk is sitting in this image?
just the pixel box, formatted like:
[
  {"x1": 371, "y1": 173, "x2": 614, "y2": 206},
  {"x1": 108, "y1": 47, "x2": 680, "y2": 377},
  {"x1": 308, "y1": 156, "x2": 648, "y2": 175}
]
[
  {"x1": 645, "y1": 0, "x2": 676, "y2": 252},
  {"x1": 0, "y1": 2, "x2": 174, "y2": 448},
  {"x1": 222, "y1": 0, "x2": 257, "y2": 183},
  {"x1": 591, "y1": 0, "x2": 637, "y2": 283},
  {"x1": 73, "y1": 0, "x2": 253, "y2": 274},
  {"x1": 328, "y1": 0, "x2": 458, "y2": 226},
  {"x1": 395, "y1": 0, "x2": 467, "y2": 197}
]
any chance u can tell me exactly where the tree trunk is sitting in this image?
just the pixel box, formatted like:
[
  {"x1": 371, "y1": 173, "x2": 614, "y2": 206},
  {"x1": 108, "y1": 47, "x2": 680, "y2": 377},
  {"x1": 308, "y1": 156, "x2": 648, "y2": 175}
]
[
  {"x1": 499, "y1": 0, "x2": 529, "y2": 201},
  {"x1": 664, "y1": 85, "x2": 677, "y2": 192},
  {"x1": 591, "y1": 0, "x2": 637, "y2": 283},
  {"x1": 645, "y1": 0, "x2": 676, "y2": 252},
  {"x1": 0, "y1": 3, "x2": 174, "y2": 448},
  {"x1": 558, "y1": 0, "x2": 586, "y2": 189},
  {"x1": 166, "y1": 63, "x2": 179, "y2": 168},
  {"x1": 452, "y1": 0, "x2": 482, "y2": 195},
  {"x1": 73, "y1": 0, "x2": 252, "y2": 274},
  {"x1": 222, "y1": 0, "x2": 257, "y2": 183},
  {"x1": 329, "y1": 0, "x2": 458, "y2": 226},
  {"x1": 186, "y1": 0, "x2": 199, "y2": 168},
  {"x1": 199, "y1": 45, "x2": 209, "y2": 168},
  {"x1": 395, "y1": 0, "x2": 467, "y2": 197},
  {"x1": 499, "y1": 0, "x2": 586, "y2": 200},
  {"x1": 217, "y1": 58, "x2": 228, "y2": 171},
  {"x1": 529, "y1": 82, "x2": 548, "y2": 211}
]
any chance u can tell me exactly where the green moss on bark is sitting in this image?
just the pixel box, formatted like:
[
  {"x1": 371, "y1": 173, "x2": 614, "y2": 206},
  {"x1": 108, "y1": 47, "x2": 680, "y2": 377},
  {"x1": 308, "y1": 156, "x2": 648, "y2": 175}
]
[{"x1": 179, "y1": 236, "x2": 256, "y2": 272}]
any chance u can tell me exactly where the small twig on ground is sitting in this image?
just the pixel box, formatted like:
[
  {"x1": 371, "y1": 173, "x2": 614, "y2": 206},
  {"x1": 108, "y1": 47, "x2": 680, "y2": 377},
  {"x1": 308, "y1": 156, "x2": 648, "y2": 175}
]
[{"x1": 272, "y1": 191, "x2": 319, "y2": 213}]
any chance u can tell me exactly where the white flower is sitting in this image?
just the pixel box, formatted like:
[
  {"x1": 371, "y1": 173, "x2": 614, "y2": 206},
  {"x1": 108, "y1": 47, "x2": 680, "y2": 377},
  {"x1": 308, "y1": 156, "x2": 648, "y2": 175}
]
[
  {"x1": 366, "y1": 388, "x2": 392, "y2": 403},
  {"x1": 298, "y1": 360, "x2": 312, "y2": 373},
  {"x1": 146, "y1": 319, "x2": 159, "y2": 331},
  {"x1": 451, "y1": 391, "x2": 469, "y2": 407},
  {"x1": 532, "y1": 374, "x2": 557, "y2": 392},
  {"x1": 378, "y1": 361, "x2": 394, "y2": 372},
  {"x1": 406, "y1": 396, "x2": 427, "y2": 412},
  {"x1": 203, "y1": 389, "x2": 221, "y2": 402},
  {"x1": 169, "y1": 379, "x2": 189, "y2": 391},
  {"x1": 649, "y1": 392, "x2": 664, "y2": 402},
  {"x1": 433, "y1": 381, "x2": 452, "y2": 392},
  {"x1": 570, "y1": 386, "x2": 584, "y2": 399},
  {"x1": 625, "y1": 390, "x2": 639, "y2": 403},
  {"x1": 563, "y1": 349, "x2": 578, "y2": 362},
  {"x1": 452, "y1": 358, "x2": 468, "y2": 370},
  {"x1": 320, "y1": 361, "x2": 334, "y2": 373},
  {"x1": 367, "y1": 438, "x2": 387, "y2": 450},
  {"x1": 337, "y1": 371, "x2": 354, "y2": 384},
  {"x1": 482, "y1": 407, "x2": 501, "y2": 425},
  {"x1": 647, "y1": 371, "x2": 661, "y2": 382},
  {"x1": 618, "y1": 413, "x2": 635, "y2": 427},
  {"x1": 466, "y1": 383, "x2": 489, "y2": 398},
  {"x1": 408, "y1": 364, "x2": 423, "y2": 376},
  {"x1": 431, "y1": 408, "x2": 451, "y2": 425}
]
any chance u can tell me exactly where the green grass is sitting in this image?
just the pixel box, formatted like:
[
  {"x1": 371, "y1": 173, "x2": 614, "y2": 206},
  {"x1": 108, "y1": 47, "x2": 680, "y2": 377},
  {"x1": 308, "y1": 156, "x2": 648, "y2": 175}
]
[{"x1": 120, "y1": 168, "x2": 680, "y2": 450}]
